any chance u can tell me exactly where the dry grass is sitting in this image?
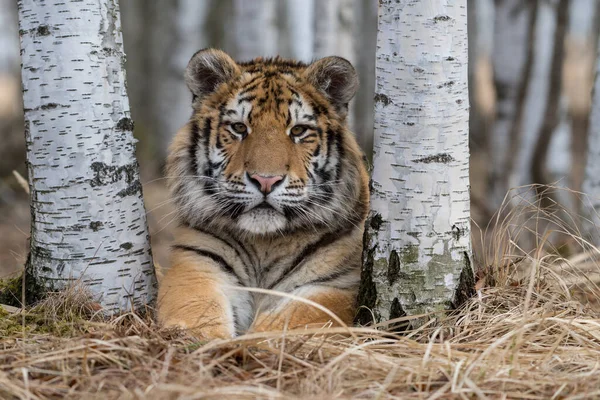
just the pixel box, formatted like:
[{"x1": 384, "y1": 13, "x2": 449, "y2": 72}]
[{"x1": 2, "y1": 187, "x2": 600, "y2": 399}]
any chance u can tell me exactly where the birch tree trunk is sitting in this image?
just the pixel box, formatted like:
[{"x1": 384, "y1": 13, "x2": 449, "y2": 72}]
[
  {"x1": 17, "y1": 0, "x2": 156, "y2": 313},
  {"x1": 357, "y1": 0, "x2": 474, "y2": 328},
  {"x1": 232, "y1": 0, "x2": 278, "y2": 60}
]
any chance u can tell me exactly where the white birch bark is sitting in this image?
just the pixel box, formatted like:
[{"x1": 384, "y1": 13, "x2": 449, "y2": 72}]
[
  {"x1": 17, "y1": 0, "x2": 156, "y2": 313},
  {"x1": 232, "y1": 0, "x2": 278, "y2": 60},
  {"x1": 359, "y1": 0, "x2": 473, "y2": 325}
]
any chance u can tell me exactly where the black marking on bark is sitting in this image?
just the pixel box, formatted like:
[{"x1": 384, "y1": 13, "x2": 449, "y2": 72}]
[
  {"x1": 116, "y1": 117, "x2": 134, "y2": 131},
  {"x1": 433, "y1": 15, "x2": 451, "y2": 22},
  {"x1": 23, "y1": 103, "x2": 70, "y2": 112},
  {"x1": 452, "y1": 252, "x2": 476, "y2": 309},
  {"x1": 117, "y1": 179, "x2": 142, "y2": 197},
  {"x1": 412, "y1": 153, "x2": 454, "y2": 164},
  {"x1": 355, "y1": 214, "x2": 379, "y2": 326},
  {"x1": 41, "y1": 103, "x2": 58, "y2": 110},
  {"x1": 370, "y1": 213, "x2": 383, "y2": 231},
  {"x1": 451, "y1": 224, "x2": 462, "y2": 241},
  {"x1": 36, "y1": 25, "x2": 51, "y2": 36},
  {"x1": 374, "y1": 93, "x2": 392, "y2": 107},
  {"x1": 120, "y1": 242, "x2": 133, "y2": 250},
  {"x1": 387, "y1": 250, "x2": 400, "y2": 285},
  {"x1": 57, "y1": 262, "x2": 66, "y2": 276},
  {"x1": 437, "y1": 81, "x2": 455, "y2": 89},
  {"x1": 89, "y1": 221, "x2": 104, "y2": 231},
  {"x1": 388, "y1": 298, "x2": 410, "y2": 332},
  {"x1": 90, "y1": 161, "x2": 137, "y2": 187}
]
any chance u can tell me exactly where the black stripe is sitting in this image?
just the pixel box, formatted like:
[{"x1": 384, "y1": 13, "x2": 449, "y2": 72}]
[
  {"x1": 188, "y1": 120, "x2": 200, "y2": 175},
  {"x1": 184, "y1": 222, "x2": 257, "y2": 280},
  {"x1": 172, "y1": 245, "x2": 240, "y2": 282},
  {"x1": 267, "y1": 227, "x2": 355, "y2": 290},
  {"x1": 334, "y1": 131, "x2": 344, "y2": 181},
  {"x1": 238, "y1": 95, "x2": 256, "y2": 103},
  {"x1": 301, "y1": 260, "x2": 357, "y2": 289},
  {"x1": 201, "y1": 117, "x2": 212, "y2": 175}
]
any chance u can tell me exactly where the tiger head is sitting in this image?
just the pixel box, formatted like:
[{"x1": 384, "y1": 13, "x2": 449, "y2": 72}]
[{"x1": 167, "y1": 49, "x2": 369, "y2": 235}]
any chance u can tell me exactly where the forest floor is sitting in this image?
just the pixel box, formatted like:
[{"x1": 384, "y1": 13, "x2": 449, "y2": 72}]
[{"x1": 1, "y1": 186, "x2": 600, "y2": 399}]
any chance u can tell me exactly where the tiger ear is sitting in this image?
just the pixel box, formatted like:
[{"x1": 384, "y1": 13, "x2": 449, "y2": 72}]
[
  {"x1": 304, "y1": 56, "x2": 359, "y2": 117},
  {"x1": 185, "y1": 49, "x2": 241, "y2": 103}
]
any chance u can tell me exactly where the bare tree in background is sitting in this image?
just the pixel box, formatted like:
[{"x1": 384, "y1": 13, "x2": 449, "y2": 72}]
[
  {"x1": 357, "y1": 0, "x2": 474, "y2": 328},
  {"x1": 17, "y1": 0, "x2": 156, "y2": 312},
  {"x1": 565, "y1": 0, "x2": 599, "y2": 205},
  {"x1": 530, "y1": 0, "x2": 569, "y2": 207},
  {"x1": 489, "y1": 0, "x2": 537, "y2": 207},
  {"x1": 233, "y1": 0, "x2": 278, "y2": 60},
  {"x1": 279, "y1": 0, "x2": 314, "y2": 61},
  {"x1": 313, "y1": 0, "x2": 354, "y2": 62},
  {"x1": 151, "y1": 0, "x2": 212, "y2": 156},
  {"x1": 352, "y1": 0, "x2": 377, "y2": 154},
  {"x1": 582, "y1": 35, "x2": 600, "y2": 240},
  {"x1": 0, "y1": 0, "x2": 22, "y2": 177}
]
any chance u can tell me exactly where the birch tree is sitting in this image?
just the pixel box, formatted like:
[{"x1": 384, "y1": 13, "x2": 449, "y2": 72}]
[
  {"x1": 17, "y1": 0, "x2": 156, "y2": 313},
  {"x1": 357, "y1": 0, "x2": 474, "y2": 327},
  {"x1": 232, "y1": 0, "x2": 278, "y2": 60}
]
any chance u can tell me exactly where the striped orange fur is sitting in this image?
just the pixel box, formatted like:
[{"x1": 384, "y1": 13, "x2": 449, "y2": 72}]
[{"x1": 157, "y1": 49, "x2": 369, "y2": 339}]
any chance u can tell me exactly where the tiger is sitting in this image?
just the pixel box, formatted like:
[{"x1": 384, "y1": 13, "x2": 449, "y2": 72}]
[{"x1": 157, "y1": 49, "x2": 370, "y2": 339}]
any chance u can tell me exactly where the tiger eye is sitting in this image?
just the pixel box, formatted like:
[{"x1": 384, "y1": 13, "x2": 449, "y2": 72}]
[
  {"x1": 231, "y1": 122, "x2": 248, "y2": 135},
  {"x1": 290, "y1": 125, "x2": 307, "y2": 136}
]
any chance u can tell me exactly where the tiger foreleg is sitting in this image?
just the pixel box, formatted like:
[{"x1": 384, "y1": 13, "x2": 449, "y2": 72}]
[
  {"x1": 157, "y1": 249, "x2": 238, "y2": 339},
  {"x1": 250, "y1": 286, "x2": 356, "y2": 333}
]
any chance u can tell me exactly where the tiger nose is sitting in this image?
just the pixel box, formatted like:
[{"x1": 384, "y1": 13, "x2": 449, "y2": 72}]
[{"x1": 247, "y1": 173, "x2": 285, "y2": 194}]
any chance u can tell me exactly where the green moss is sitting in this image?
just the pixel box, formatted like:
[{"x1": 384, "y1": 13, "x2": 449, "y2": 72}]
[
  {"x1": 0, "y1": 262, "x2": 49, "y2": 308},
  {"x1": 0, "y1": 274, "x2": 23, "y2": 306},
  {"x1": 400, "y1": 245, "x2": 419, "y2": 265},
  {"x1": 0, "y1": 282, "x2": 101, "y2": 338}
]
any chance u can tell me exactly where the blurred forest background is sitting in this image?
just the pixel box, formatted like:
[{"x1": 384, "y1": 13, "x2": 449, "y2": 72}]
[{"x1": 0, "y1": 0, "x2": 598, "y2": 278}]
